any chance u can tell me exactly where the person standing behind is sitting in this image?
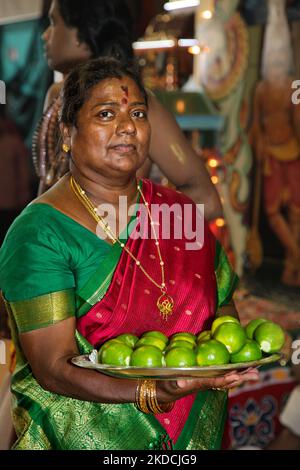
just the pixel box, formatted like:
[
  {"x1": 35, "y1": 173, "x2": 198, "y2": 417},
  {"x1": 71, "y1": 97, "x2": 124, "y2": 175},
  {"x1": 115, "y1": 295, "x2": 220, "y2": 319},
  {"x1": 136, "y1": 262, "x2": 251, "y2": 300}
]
[{"x1": 33, "y1": 0, "x2": 222, "y2": 221}]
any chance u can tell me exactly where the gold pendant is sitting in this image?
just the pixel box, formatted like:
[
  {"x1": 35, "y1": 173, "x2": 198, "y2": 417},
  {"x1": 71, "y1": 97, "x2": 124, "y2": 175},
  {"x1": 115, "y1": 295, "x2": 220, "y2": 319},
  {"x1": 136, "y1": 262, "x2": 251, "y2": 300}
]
[{"x1": 157, "y1": 293, "x2": 174, "y2": 320}]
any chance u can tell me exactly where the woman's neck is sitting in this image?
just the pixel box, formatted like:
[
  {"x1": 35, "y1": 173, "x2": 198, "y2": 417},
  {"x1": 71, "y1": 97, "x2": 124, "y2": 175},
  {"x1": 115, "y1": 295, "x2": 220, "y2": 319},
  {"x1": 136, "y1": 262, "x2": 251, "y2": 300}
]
[{"x1": 69, "y1": 169, "x2": 139, "y2": 208}]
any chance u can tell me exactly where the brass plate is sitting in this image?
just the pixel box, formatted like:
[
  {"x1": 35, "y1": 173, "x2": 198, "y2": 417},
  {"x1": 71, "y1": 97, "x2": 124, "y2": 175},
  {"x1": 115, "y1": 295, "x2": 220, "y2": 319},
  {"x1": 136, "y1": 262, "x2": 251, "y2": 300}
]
[{"x1": 71, "y1": 353, "x2": 282, "y2": 380}]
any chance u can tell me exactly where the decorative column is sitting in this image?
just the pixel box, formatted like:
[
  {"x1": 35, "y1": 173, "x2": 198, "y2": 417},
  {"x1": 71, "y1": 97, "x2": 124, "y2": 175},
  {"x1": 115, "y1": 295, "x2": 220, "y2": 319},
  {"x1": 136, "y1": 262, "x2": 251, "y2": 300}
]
[{"x1": 192, "y1": 0, "x2": 251, "y2": 276}]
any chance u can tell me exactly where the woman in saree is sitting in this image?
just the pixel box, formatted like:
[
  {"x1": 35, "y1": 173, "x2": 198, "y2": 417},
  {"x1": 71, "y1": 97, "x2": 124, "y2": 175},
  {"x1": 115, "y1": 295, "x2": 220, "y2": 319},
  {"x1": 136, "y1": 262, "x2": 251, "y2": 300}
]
[{"x1": 0, "y1": 58, "x2": 259, "y2": 450}]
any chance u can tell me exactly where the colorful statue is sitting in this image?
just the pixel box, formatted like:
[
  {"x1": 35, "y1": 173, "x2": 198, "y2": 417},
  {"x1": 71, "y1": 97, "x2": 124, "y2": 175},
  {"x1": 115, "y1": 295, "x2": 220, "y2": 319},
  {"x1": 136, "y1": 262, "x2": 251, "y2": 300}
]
[
  {"x1": 249, "y1": 0, "x2": 300, "y2": 285},
  {"x1": 184, "y1": 0, "x2": 251, "y2": 276}
]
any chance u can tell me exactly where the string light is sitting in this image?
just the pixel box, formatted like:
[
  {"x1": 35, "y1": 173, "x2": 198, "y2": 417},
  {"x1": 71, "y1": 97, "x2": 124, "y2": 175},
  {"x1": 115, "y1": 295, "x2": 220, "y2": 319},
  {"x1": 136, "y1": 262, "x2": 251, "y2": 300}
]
[
  {"x1": 176, "y1": 100, "x2": 186, "y2": 113},
  {"x1": 188, "y1": 44, "x2": 210, "y2": 55},
  {"x1": 188, "y1": 45, "x2": 201, "y2": 55},
  {"x1": 178, "y1": 39, "x2": 198, "y2": 47},
  {"x1": 201, "y1": 10, "x2": 213, "y2": 19},
  {"x1": 208, "y1": 158, "x2": 218, "y2": 168},
  {"x1": 132, "y1": 39, "x2": 176, "y2": 50},
  {"x1": 216, "y1": 218, "x2": 225, "y2": 228},
  {"x1": 164, "y1": 0, "x2": 200, "y2": 11}
]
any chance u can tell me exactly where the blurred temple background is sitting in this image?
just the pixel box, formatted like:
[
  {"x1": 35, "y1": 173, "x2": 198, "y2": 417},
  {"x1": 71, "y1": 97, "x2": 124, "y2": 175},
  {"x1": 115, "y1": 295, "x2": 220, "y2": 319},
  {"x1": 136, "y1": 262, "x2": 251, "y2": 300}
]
[{"x1": 0, "y1": 0, "x2": 300, "y2": 450}]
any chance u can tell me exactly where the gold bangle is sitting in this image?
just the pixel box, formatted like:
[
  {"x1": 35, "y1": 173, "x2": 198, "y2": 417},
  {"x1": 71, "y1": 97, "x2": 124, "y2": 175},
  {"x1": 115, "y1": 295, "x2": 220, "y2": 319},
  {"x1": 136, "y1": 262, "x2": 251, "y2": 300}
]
[
  {"x1": 148, "y1": 380, "x2": 161, "y2": 414},
  {"x1": 149, "y1": 380, "x2": 174, "y2": 414},
  {"x1": 147, "y1": 380, "x2": 165, "y2": 414},
  {"x1": 135, "y1": 379, "x2": 174, "y2": 414},
  {"x1": 135, "y1": 380, "x2": 152, "y2": 414},
  {"x1": 135, "y1": 380, "x2": 150, "y2": 413}
]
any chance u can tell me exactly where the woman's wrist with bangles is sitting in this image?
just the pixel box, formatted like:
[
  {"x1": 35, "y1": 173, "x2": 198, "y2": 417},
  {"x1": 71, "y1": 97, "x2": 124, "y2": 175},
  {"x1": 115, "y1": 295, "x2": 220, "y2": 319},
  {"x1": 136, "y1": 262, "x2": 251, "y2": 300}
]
[{"x1": 135, "y1": 379, "x2": 175, "y2": 414}]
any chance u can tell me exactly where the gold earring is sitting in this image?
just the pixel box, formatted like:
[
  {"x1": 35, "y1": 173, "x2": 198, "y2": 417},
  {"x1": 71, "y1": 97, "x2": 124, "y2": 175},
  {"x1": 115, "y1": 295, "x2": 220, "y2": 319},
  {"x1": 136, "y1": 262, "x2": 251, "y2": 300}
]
[{"x1": 62, "y1": 143, "x2": 70, "y2": 153}]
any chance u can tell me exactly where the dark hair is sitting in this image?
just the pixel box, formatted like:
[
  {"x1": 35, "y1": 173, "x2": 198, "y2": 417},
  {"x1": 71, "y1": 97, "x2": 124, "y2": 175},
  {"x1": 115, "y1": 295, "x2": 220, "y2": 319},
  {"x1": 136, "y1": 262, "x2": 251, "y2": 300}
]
[
  {"x1": 60, "y1": 57, "x2": 148, "y2": 126},
  {"x1": 57, "y1": 0, "x2": 134, "y2": 63}
]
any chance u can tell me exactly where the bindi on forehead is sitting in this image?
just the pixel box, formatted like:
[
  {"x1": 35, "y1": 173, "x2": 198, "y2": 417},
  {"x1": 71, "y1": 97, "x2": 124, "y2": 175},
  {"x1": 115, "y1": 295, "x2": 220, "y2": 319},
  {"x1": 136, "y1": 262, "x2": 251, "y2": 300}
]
[{"x1": 121, "y1": 85, "x2": 129, "y2": 105}]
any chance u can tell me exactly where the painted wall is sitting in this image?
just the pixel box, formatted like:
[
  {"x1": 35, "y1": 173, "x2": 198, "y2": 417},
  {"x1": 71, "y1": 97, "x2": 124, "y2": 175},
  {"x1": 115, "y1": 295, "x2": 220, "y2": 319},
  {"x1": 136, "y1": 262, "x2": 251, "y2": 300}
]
[{"x1": 0, "y1": 0, "x2": 42, "y2": 23}]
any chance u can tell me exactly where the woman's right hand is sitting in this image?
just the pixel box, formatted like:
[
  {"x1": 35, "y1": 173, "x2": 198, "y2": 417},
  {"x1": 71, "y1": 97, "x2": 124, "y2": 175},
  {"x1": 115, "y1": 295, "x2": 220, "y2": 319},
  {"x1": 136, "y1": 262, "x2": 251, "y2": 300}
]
[{"x1": 157, "y1": 368, "x2": 259, "y2": 403}]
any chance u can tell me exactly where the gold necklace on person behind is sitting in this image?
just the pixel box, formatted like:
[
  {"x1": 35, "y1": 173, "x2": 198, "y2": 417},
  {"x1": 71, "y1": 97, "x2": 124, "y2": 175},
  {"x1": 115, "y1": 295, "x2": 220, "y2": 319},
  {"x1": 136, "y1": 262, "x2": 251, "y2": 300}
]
[{"x1": 70, "y1": 175, "x2": 174, "y2": 320}]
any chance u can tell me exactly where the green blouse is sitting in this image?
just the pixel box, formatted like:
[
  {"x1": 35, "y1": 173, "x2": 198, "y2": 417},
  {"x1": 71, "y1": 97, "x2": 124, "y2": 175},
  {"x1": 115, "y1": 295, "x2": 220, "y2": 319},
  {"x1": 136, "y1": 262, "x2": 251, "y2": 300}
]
[{"x1": 0, "y1": 203, "x2": 116, "y2": 302}]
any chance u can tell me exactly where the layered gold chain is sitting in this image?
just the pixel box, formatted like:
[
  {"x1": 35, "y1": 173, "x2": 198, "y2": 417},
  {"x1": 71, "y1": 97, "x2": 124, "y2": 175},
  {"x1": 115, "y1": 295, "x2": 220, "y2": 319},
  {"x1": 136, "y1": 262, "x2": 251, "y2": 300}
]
[
  {"x1": 70, "y1": 175, "x2": 174, "y2": 319},
  {"x1": 70, "y1": 175, "x2": 117, "y2": 244}
]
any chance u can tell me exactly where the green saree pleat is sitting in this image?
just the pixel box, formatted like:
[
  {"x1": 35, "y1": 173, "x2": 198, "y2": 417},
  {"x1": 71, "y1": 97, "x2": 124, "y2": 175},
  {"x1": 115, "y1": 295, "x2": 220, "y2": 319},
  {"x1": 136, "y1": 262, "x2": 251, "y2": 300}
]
[
  {"x1": 215, "y1": 241, "x2": 239, "y2": 308},
  {"x1": 76, "y1": 243, "x2": 122, "y2": 317}
]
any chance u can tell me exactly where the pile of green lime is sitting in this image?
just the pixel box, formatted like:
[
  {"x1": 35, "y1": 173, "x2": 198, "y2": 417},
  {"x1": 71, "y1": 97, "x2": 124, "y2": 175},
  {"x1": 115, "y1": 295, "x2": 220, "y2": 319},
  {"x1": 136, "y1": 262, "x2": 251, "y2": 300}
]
[{"x1": 98, "y1": 317, "x2": 285, "y2": 367}]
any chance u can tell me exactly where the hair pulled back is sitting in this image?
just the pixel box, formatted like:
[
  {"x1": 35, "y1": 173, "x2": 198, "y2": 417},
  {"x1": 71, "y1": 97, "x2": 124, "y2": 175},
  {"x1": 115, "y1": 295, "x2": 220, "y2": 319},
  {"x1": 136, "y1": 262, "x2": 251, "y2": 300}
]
[{"x1": 57, "y1": 0, "x2": 134, "y2": 63}]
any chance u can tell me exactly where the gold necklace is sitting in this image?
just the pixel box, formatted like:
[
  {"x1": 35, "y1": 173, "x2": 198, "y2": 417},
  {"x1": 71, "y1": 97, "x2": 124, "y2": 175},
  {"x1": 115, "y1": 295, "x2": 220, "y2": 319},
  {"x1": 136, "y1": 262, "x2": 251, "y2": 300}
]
[{"x1": 70, "y1": 175, "x2": 174, "y2": 320}]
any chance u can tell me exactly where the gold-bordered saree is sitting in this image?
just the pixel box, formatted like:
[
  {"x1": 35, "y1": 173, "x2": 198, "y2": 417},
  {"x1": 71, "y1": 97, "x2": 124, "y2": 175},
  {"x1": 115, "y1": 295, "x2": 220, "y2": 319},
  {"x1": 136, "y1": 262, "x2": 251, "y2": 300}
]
[{"x1": 1, "y1": 179, "x2": 237, "y2": 450}]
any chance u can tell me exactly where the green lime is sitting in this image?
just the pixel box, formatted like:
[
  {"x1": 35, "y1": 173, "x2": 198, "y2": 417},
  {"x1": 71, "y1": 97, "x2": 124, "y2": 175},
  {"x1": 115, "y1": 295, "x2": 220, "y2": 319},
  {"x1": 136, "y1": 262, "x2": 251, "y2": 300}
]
[
  {"x1": 98, "y1": 339, "x2": 124, "y2": 361},
  {"x1": 170, "y1": 332, "x2": 196, "y2": 344},
  {"x1": 196, "y1": 330, "x2": 211, "y2": 343},
  {"x1": 211, "y1": 315, "x2": 240, "y2": 336},
  {"x1": 165, "y1": 347, "x2": 196, "y2": 367},
  {"x1": 135, "y1": 336, "x2": 166, "y2": 351},
  {"x1": 254, "y1": 321, "x2": 285, "y2": 353},
  {"x1": 196, "y1": 339, "x2": 230, "y2": 366},
  {"x1": 230, "y1": 339, "x2": 262, "y2": 363},
  {"x1": 213, "y1": 322, "x2": 246, "y2": 354},
  {"x1": 117, "y1": 333, "x2": 139, "y2": 348},
  {"x1": 245, "y1": 318, "x2": 268, "y2": 339},
  {"x1": 100, "y1": 342, "x2": 132, "y2": 366},
  {"x1": 166, "y1": 340, "x2": 195, "y2": 351},
  {"x1": 130, "y1": 346, "x2": 163, "y2": 367},
  {"x1": 142, "y1": 331, "x2": 168, "y2": 344}
]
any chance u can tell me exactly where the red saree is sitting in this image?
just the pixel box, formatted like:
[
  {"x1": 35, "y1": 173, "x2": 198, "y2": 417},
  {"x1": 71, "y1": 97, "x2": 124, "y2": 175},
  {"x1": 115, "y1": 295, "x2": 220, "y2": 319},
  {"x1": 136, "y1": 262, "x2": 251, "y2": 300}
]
[{"x1": 77, "y1": 179, "x2": 217, "y2": 443}]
